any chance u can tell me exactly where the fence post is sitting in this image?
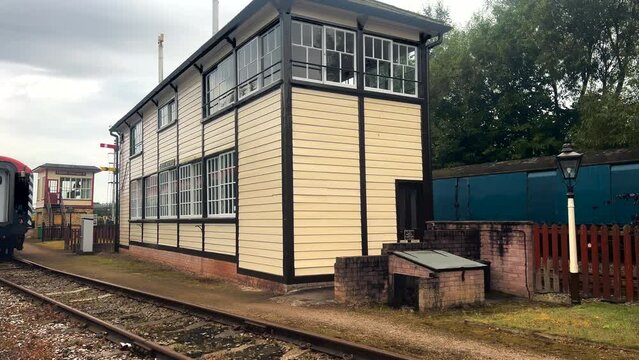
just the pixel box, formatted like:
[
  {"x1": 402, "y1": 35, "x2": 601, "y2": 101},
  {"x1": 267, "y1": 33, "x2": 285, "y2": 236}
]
[
  {"x1": 623, "y1": 226, "x2": 633, "y2": 302},
  {"x1": 580, "y1": 225, "x2": 589, "y2": 297},
  {"x1": 601, "y1": 225, "x2": 611, "y2": 299},
  {"x1": 590, "y1": 225, "x2": 600, "y2": 298},
  {"x1": 612, "y1": 225, "x2": 621, "y2": 300}
]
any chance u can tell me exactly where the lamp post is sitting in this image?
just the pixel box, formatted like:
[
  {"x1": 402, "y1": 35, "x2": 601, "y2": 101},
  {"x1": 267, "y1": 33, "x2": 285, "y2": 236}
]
[{"x1": 556, "y1": 143, "x2": 583, "y2": 305}]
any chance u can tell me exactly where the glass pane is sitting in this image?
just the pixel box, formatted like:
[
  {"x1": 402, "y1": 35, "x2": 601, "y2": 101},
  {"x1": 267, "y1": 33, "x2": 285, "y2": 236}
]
[
  {"x1": 336, "y1": 30, "x2": 344, "y2": 52},
  {"x1": 302, "y1": 23, "x2": 312, "y2": 47},
  {"x1": 292, "y1": 45, "x2": 306, "y2": 63},
  {"x1": 346, "y1": 32, "x2": 354, "y2": 54},
  {"x1": 308, "y1": 64, "x2": 322, "y2": 81},
  {"x1": 341, "y1": 54, "x2": 355, "y2": 85},
  {"x1": 365, "y1": 58, "x2": 377, "y2": 75},
  {"x1": 313, "y1": 25, "x2": 322, "y2": 49},
  {"x1": 374, "y1": 38, "x2": 381, "y2": 59},
  {"x1": 393, "y1": 44, "x2": 399, "y2": 63},
  {"x1": 308, "y1": 48, "x2": 322, "y2": 66},
  {"x1": 326, "y1": 28, "x2": 335, "y2": 50},
  {"x1": 326, "y1": 51, "x2": 340, "y2": 83},
  {"x1": 393, "y1": 65, "x2": 403, "y2": 93},
  {"x1": 365, "y1": 36, "x2": 372, "y2": 57},
  {"x1": 379, "y1": 61, "x2": 391, "y2": 90},
  {"x1": 400, "y1": 45, "x2": 407, "y2": 65},
  {"x1": 383, "y1": 40, "x2": 391, "y2": 60},
  {"x1": 404, "y1": 79, "x2": 416, "y2": 95},
  {"x1": 292, "y1": 22, "x2": 301, "y2": 45},
  {"x1": 293, "y1": 63, "x2": 306, "y2": 78},
  {"x1": 408, "y1": 47, "x2": 417, "y2": 67}
]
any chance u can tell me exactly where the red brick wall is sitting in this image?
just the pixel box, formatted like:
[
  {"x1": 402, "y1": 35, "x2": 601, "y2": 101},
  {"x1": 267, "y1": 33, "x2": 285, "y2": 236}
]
[
  {"x1": 425, "y1": 222, "x2": 534, "y2": 299},
  {"x1": 334, "y1": 256, "x2": 388, "y2": 304},
  {"x1": 125, "y1": 245, "x2": 287, "y2": 293},
  {"x1": 388, "y1": 255, "x2": 432, "y2": 278},
  {"x1": 419, "y1": 269, "x2": 484, "y2": 310}
]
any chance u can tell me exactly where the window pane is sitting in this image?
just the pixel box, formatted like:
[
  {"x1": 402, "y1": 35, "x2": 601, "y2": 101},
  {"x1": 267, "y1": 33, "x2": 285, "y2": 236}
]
[
  {"x1": 379, "y1": 61, "x2": 391, "y2": 90},
  {"x1": 326, "y1": 51, "x2": 340, "y2": 83},
  {"x1": 292, "y1": 22, "x2": 301, "y2": 45},
  {"x1": 365, "y1": 36, "x2": 373, "y2": 57},
  {"x1": 312, "y1": 25, "x2": 322, "y2": 49},
  {"x1": 346, "y1": 33, "x2": 354, "y2": 54},
  {"x1": 393, "y1": 64, "x2": 403, "y2": 93},
  {"x1": 308, "y1": 48, "x2": 322, "y2": 80},
  {"x1": 302, "y1": 24, "x2": 312, "y2": 46},
  {"x1": 383, "y1": 40, "x2": 391, "y2": 60},
  {"x1": 374, "y1": 38, "x2": 381, "y2": 58},
  {"x1": 336, "y1": 30, "x2": 344, "y2": 52},
  {"x1": 341, "y1": 53, "x2": 355, "y2": 85},
  {"x1": 408, "y1": 47, "x2": 417, "y2": 67},
  {"x1": 400, "y1": 45, "x2": 407, "y2": 65},
  {"x1": 326, "y1": 28, "x2": 335, "y2": 50}
]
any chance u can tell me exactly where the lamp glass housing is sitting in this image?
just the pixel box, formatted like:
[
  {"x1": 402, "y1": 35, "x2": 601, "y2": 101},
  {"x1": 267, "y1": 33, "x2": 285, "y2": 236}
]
[{"x1": 556, "y1": 144, "x2": 583, "y2": 182}]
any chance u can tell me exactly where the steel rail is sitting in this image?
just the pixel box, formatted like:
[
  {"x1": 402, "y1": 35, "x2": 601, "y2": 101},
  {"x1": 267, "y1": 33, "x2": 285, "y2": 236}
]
[
  {"x1": 15, "y1": 257, "x2": 413, "y2": 360},
  {"x1": 0, "y1": 269, "x2": 190, "y2": 360}
]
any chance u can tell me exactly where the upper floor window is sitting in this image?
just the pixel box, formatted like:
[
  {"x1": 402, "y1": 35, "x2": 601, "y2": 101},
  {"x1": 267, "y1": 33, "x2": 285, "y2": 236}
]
[
  {"x1": 261, "y1": 25, "x2": 281, "y2": 87},
  {"x1": 206, "y1": 151, "x2": 235, "y2": 217},
  {"x1": 144, "y1": 174, "x2": 158, "y2": 218},
  {"x1": 364, "y1": 35, "x2": 417, "y2": 95},
  {"x1": 159, "y1": 169, "x2": 178, "y2": 218},
  {"x1": 179, "y1": 163, "x2": 202, "y2": 218},
  {"x1": 292, "y1": 22, "x2": 356, "y2": 87},
  {"x1": 205, "y1": 56, "x2": 236, "y2": 116},
  {"x1": 130, "y1": 179, "x2": 142, "y2": 219},
  {"x1": 158, "y1": 99, "x2": 177, "y2": 129},
  {"x1": 130, "y1": 121, "x2": 143, "y2": 156},
  {"x1": 238, "y1": 38, "x2": 260, "y2": 99},
  {"x1": 60, "y1": 177, "x2": 92, "y2": 200}
]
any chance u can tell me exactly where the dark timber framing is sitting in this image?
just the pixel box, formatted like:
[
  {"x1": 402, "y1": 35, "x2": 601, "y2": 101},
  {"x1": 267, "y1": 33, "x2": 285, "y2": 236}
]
[
  {"x1": 279, "y1": 0, "x2": 295, "y2": 283},
  {"x1": 112, "y1": 0, "x2": 451, "y2": 286},
  {"x1": 357, "y1": 16, "x2": 369, "y2": 256}
]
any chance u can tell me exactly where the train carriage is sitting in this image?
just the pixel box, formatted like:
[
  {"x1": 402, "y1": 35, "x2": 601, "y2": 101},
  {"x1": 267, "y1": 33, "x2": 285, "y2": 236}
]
[{"x1": 0, "y1": 156, "x2": 33, "y2": 257}]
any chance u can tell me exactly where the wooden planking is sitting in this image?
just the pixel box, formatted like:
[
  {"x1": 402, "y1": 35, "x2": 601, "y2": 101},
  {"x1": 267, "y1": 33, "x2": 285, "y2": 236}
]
[
  {"x1": 180, "y1": 224, "x2": 202, "y2": 251},
  {"x1": 143, "y1": 222, "x2": 157, "y2": 244},
  {"x1": 158, "y1": 126, "x2": 177, "y2": 164},
  {"x1": 158, "y1": 223, "x2": 178, "y2": 247},
  {"x1": 178, "y1": 71, "x2": 203, "y2": 163},
  {"x1": 238, "y1": 89, "x2": 283, "y2": 276},
  {"x1": 364, "y1": 98, "x2": 421, "y2": 254},
  {"x1": 204, "y1": 223, "x2": 236, "y2": 256},
  {"x1": 130, "y1": 223, "x2": 142, "y2": 243},
  {"x1": 291, "y1": 88, "x2": 361, "y2": 276},
  {"x1": 204, "y1": 112, "x2": 235, "y2": 156},
  {"x1": 119, "y1": 132, "x2": 130, "y2": 245},
  {"x1": 130, "y1": 155, "x2": 143, "y2": 180},
  {"x1": 143, "y1": 107, "x2": 158, "y2": 175}
]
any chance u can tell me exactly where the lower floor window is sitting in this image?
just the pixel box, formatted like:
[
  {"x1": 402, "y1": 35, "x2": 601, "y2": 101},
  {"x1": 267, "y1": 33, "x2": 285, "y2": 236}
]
[
  {"x1": 130, "y1": 179, "x2": 142, "y2": 219},
  {"x1": 179, "y1": 162, "x2": 202, "y2": 217},
  {"x1": 206, "y1": 151, "x2": 236, "y2": 217},
  {"x1": 144, "y1": 174, "x2": 158, "y2": 218},
  {"x1": 159, "y1": 169, "x2": 178, "y2": 218}
]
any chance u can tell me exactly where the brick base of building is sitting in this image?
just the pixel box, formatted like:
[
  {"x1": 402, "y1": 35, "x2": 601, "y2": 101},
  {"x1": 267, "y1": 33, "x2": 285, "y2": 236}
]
[{"x1": 122, "y1": 244, "x2": 292, "y2": 293}]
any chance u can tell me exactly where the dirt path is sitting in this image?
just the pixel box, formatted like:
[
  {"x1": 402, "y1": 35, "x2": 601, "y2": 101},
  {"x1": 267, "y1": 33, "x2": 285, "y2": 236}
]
[{"x1": 18, "y1": 241, "x2": 634, "y2": 359}]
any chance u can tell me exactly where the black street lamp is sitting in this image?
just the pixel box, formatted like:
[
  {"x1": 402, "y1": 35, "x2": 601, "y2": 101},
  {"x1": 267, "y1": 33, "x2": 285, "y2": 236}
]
[{"x1": 556, "y1": 142, "x2": 583, "y2": 305}]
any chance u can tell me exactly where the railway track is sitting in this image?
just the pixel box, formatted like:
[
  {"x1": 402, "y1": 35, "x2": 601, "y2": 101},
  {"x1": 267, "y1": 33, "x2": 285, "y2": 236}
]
[{"x1": 0, "y1": 258, "x2": 411, "y2": 360}]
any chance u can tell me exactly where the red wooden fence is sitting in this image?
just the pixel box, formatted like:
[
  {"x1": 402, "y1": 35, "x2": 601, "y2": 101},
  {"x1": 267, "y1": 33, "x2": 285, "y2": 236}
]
[{"x1": 533, "y1": 224, "x2": 639, "y2": 302}]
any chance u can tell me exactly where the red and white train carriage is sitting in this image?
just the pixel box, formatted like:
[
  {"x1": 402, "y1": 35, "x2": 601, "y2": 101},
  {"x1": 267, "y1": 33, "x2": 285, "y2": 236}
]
[{"x1": 0, "y1": 156, "x2": 33, "y2": 257}]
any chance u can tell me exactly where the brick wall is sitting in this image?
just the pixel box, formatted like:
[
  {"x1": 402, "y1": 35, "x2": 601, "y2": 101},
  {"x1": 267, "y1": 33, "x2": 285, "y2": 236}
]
[
  {"x1": 426, "y1": 222, "x2": 534, "y2": 298},
  {"x1": 334, "y1": 256, "x2": 388, "y2": 304},
  {"x1": 382, "y1": 228, "x2": 480, "y2": 259},
  {"x1": 388, "y1": 255, "x2": 431, "y2": 278},
  {"x1": 126, "y1": 244, "x2": 287, "y2": 293},
  {"x1": 418, "y1": 269, "x2": 484, "y2": 310}
]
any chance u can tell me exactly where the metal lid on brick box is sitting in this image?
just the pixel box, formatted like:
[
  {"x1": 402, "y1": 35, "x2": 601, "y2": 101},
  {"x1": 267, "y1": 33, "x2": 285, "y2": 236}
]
[{"x1": 391, "y1": 250, "x2": 487, "y2": 272}]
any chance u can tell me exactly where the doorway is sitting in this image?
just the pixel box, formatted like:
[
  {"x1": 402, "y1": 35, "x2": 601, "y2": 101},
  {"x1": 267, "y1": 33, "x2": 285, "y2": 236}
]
[{"x1": 396, "y1": 181, "x2": 424, "y2": 241}]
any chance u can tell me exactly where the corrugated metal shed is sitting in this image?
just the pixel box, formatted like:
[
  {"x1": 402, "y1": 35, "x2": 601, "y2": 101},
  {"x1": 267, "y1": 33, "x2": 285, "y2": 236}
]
[{"x1": 392, "y1": 250, "x2": 487, "y2": 272}]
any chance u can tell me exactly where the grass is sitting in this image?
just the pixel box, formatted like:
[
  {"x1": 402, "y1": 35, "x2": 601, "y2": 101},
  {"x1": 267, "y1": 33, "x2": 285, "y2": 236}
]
[
  {"x1": 467, "y1": 301, "x2": 639, "y2": 349},
  {"x1": 35, "y1": 240, "x2": 65, "y2": 250}
]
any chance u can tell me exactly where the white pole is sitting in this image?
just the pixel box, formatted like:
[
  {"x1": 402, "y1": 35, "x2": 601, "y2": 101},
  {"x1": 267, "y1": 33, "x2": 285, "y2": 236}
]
[
  {"x1": 158, "y1": 33, "x2": 164, "y2": 83},
  {"x1": 567, "y1": 197, "x2": 578, "y2": 273},
  {"x1": 212, "y1": 0, "x2": 220, "y2": 35}
]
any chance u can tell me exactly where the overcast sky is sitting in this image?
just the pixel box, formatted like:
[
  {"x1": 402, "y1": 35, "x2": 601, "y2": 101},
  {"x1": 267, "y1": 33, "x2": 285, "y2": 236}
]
[{"x1": 0, "y1": 0, "x2": 483, "y2": 203}]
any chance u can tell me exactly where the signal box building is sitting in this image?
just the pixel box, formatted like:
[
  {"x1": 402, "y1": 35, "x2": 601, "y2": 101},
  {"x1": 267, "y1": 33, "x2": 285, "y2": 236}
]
[
  {"x1": 33, "y1": 164, "x2": 100, "y2": 228},
  {"x1": 110, "y1": 0, "x2": 451, "y2": 291}
]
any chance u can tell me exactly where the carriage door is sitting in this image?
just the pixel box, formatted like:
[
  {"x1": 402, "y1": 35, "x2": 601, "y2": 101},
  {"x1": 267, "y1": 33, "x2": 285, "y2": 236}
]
[
  {"x1": 0, "y1": 170, "x2": 8, "y2": 223},
  {"x1": 396, "y1": 181, "x2": 424, "y2": 241}
]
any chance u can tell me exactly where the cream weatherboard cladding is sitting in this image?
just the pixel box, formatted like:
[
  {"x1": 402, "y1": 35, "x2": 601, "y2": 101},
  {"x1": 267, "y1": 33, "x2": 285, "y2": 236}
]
[
  {"x1": 130, "y1": 223, "x2": 141, "y2": 243},
  {"x1": 179, "y1": 224, "x2": 201, "y2": 251},
  {"x1": 364, "y1": 98, "x2": 422, "y2": 254},
  {"x1": 143, "y1": 109, "x2": 159, "y2": 175},
  {"x1": 158, "y1": 223, "x2": 178, "y2": 247},
  {"x1": 158, "y1": 125, "x2": 177, "y2": 165},
  {"x1": 204, "y1": 112, "x2": 235, "y2": 156},
  {"x1": 238, "y1": 89, "x2": 283, "y2": 276},
  {"x1": 143, "y1": 222, "x2": 157, "y2": 244},
  {"x1": 291, "y1": 88, "x2": 361, "y2": 276},
  {"x1": 130, "y1": 148, "x2": 143, "y2": 180},
  {"x1": 204, "y1": 224, "x2": 235, "y2": 256},
  {"x1": 119, "y1": 134, "x2": 130, "y2": 246},
  {"x1": 178, "y1": 71, "x2": 203, "y2": 163}
]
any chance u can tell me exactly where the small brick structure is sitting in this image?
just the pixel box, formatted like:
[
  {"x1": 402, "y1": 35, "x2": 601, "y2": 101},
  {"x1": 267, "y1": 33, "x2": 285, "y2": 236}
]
[
  {"x1": 388, "y1": 251, "x2": 485, "y2": 310},
  {"x1": 334, "y1": 221, "x2": 535, "y2": 306}
]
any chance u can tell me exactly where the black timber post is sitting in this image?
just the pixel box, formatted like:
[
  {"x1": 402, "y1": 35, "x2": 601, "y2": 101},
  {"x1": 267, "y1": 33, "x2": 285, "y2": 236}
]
[
  {"x1": 419, "y1": 33, "x2": 435, "y2": 223},
  {"x1": 357, "y1": 16, "x2": 369, "y2": 256},
  {"x1": 279, "y1": 0, "x2": 295, "y2": 283}
]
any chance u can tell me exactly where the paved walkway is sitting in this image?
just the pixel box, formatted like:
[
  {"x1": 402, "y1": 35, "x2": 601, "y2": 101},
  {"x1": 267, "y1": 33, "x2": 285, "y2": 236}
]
[{"x1": 16, "y1": 239, "x2": 627, "y2": 360}]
